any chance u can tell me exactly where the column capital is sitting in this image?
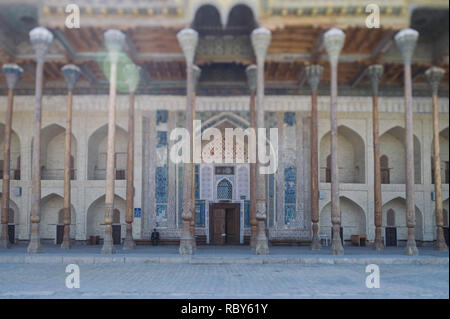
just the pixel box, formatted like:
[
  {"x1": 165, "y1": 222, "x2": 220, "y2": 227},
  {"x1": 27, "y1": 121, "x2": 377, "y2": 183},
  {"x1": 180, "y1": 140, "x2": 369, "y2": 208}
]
[
  {"x1": 104, "y1": 29, "x2": 126, "y2": 63},
  {"x1": 2, "y1": 63, "x2": 23, "y2": 90},
  {"x1": 323, "y1": 28, "x2": 345, "y2": 67},
  {"x1": 61, "y1": 64, "x2": 81, "y2": 92},
  {"x1": 305, "y1": 64, "x2": 323, "y2": 92},
  {"x1": 246, "y1": 64, "x2": 257, "y2": 93},
  {"x1": 394, "y1": 28, "x2": 419, "y2": 66},
  {"x1": 123, "y1": 63, "x2": 141, "y2": 93},
  {"x1": 29, "y1": 27, "x2": 54, "y2": 62},
  {"x1": 177, "y1": 28, "x2": 198, "y2": 66},
  {"x1": 193, "y1": 65, "x2": 201, "y2": 92},
  {"x1": 251, "y1": 27, "x2": 271, "y2": 64},
  {"x1": 425, "y1": 66, "x2": 445, "y2": 95},
  {"x1": 366, "y1": 64, "x2": 384, "y2": 95}
]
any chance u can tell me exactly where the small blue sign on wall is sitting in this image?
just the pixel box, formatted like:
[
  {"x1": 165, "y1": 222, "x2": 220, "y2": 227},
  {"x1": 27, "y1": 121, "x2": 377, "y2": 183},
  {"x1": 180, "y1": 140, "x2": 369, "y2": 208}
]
[{"x1": 134, "y1": 208, "x2": 142, "y2": 218}]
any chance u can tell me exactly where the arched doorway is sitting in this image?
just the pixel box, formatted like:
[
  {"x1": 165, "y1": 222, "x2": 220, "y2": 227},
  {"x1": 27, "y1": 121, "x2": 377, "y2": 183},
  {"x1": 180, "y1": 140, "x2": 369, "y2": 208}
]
[{"x1": 40, "y1": 193, "x2": 76, "y2": 243}]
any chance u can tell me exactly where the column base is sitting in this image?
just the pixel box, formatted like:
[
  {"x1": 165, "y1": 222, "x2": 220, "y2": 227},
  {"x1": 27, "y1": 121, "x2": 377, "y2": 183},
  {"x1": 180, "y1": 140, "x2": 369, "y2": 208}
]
[
  {"x1": 179, "y1": 227, "x2": 194, "y2": 255},
  {"x1": 60, "y1": 225, "x2": 71, "y2": 249},
  {"x1": 330, "y1": 239, "x2": 344, "y2": 255},
  {"x1": 373, "y1": 227, "x2": 384, "y2": 252},
  {"x1": 122, "y1": 224, "x2": 136, "y2": 250},
  {"x1": 27, "y1": 237, "x2": 42, "y2": 254},
  {"x1": 404, "y1": 239, "x2": 419, "y2": 256},
  {"x1": 310, "y1": 223, "x2": 321, "y2": 250},
  {"x1": 60, "y1": 239, "x2": 71, "y2": 249},
  {"x1": 373, "y1": 238, "x2": 384, "y2": 252},
  {"x1": 122, "y1": 237, "x2": 136, "y2": 250},
  {"x1": 310, "y1": 236, "x2": 321, "y2": 250},
  {"x1": 0, "y1": 225, "x2": 10, "y2": 248},
  {"x1": 255, "y1": 220, "x2": 269, "y2": 255},
  {"x1": 101, "y1": 225, "x2": 116, "y2": 254},
  {"x1": 435, "y1": 227, "x2": 448, "y2": 251}
]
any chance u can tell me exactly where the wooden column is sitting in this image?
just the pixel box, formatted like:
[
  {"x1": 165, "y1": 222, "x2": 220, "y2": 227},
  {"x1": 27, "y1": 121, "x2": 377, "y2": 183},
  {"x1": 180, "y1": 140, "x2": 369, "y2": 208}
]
[
  {"x1": 27, "y1": 27, "x2": 54, "y2": 254},
  {"x1": 123, "y1": 64, "x2": 140, "y2": 250},
  {"x1": 60, "y1": 64, "x2": 81, "y2": 249},
  {"x1": 102, "y1": 29, "x2": 126, "y2": 254},
  {"x1": 0, "y1": 64, "x2": 23, "y2": 248},
  {"x1": 425, "y1": 66, "x2": 448, "y2": 251},
  {"x1": 305, "y1": 65, "x2": 323, "y2": 250},
  {"x1": 395, "y1": 29, "x2": 419, "y2": 255},
  {"x1": 190, "y1": 65, "x2": 201, "y2": 252},
  {"x1": 251, "y1": 28, "x2": 271, "y2": 255},
  {"x1": 324, "y1": 28, "x2": 345, "y2": 255},
  {"x1": 366, "y1": 64, "x2": 384, "y2": 251},
  {"x1": 177, "y1": 28, "x2": 198, "y2": 255},
  {"x1": 246, "y1": 65, "x2": 257, "y2": 250}
]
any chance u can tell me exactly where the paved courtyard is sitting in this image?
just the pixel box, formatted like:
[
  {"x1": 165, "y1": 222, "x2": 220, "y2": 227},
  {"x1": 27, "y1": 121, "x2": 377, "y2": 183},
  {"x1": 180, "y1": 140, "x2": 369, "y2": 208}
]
[{"x1": 0, "y1": 244, "x2": 448, "y2": 299}]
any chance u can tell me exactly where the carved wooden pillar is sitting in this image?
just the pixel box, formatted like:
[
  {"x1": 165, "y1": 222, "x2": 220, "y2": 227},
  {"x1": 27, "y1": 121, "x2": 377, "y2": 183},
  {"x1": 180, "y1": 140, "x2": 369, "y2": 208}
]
[
  {"x1": 425, "y1": 66, "x2": 448, "y2": 251},
  {"x1": 305, "y1": 65, "x2": 323, "y2": 250},
  {"x1": 366, "y1": 64, "x2": 384, "y2": 251},
  {"x1": 101, "y1": 29, "x2": 126, "y2": 254},
  {"x1": 251, "y1": 28, "x2": 271, "y2": 255},
  {"x1": 60, "y1": 64, "x2": 81, "y2": 249},
  {"x1": 246, "y1": 64, "x2": 257, "y2": 250},
  {"x1": 123, "y1": 63, "x2": 141, "y2": 250},
  {"x1": 190, "y1": 65, "x2": 201, "y2": 252},
  {"x1": 27, "y1": 27, "x2": 53, "y2": 254},
  {"x1": 177, "y1": 28, "x2": 198, "y2": 255},
  {"x1": 0, "y1": 64, "x2": 23, "y2": 248},
  {"x1": 395, "y1": 28, "x2": 419, "y2": 256},
  {"x1": 324, "y1": 28, "x2": 345, "y2": 255}
]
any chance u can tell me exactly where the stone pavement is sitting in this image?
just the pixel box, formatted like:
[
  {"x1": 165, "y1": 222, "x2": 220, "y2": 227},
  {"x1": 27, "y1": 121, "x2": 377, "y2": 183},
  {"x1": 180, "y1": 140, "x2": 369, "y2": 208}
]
[
  {"x1": 0, "y1": 262, "x2": 448, "y2": 298},
  {"x1": 0, "y1": 244, "x2": 448, "y2": 265}
]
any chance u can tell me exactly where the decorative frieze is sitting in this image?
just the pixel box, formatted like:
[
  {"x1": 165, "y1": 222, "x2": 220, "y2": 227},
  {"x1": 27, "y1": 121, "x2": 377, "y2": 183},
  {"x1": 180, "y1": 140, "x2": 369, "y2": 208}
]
[{"x1": 2, "y1": 95, "x2": 447, "y2": 113}]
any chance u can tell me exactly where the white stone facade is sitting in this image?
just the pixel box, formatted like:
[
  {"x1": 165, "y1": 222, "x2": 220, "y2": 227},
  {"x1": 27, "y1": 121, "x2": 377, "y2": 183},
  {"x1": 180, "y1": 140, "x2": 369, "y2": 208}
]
[{"x1": 0, "y1": 94, "x2": 449, "y2": 245}]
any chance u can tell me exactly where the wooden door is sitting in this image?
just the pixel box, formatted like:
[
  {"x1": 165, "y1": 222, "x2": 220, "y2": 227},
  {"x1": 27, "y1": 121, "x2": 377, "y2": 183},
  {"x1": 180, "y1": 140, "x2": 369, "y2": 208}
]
[
  {"x1": 212, "y1": 208, "x2": 226, "y2": 245},
  {"x1": 443, "y1": 227, "x2": 449, "y2": 247},
  {"x1": 226, "y1": 208, "x2": 240, "y2": 244},
  {"x1": 8, "y1": 225, "x2": 15, "y2": 244},
  {"x1": 56, "y1": 225, "x2": 64, "y2": 244},
  {"x1": 385, "y1": 227, "x2": 397, "y2": 247},
  {"x1": 112, "y1": 225, "x2": 121, "y2": 245}
]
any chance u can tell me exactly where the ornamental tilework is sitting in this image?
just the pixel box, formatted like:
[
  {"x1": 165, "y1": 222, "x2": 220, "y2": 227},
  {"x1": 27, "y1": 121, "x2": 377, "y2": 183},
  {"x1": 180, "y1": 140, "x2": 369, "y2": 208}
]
[
  {"x1": 195, "y1": 200, "x2": 205, "y2": 227},
  {"x1": 284, "y1": 167, "x2": 297, "y2": 226},
  {"x1": 284, "y1": 112, "x2": 296, "y2": 126},
  {"x1": 244, "y1": 200, "x2": 250, "y2": 227},
  {"x1": 156, "y1": 204, "x2": 168, "y2": 228},
  {"x1": 156, "y1": 166, "x2": 168, "y2": 203},
  {"x1": 156, "y1": 131, "x2": 167, "y2": 148},
  {"x1": 284, "y1": 205, "x2": 296, "y2": 226},
  {"x1": 156, "y1": 110, "x2": 168, "y2": 124}
]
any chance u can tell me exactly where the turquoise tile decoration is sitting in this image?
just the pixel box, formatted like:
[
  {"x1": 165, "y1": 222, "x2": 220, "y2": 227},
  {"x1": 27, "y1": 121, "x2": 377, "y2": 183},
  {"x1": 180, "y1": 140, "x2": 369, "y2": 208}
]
[
  {"x1": 156, "y1": 165, "x2": 168, "y2": 203},
  {"x1": 244, "y1": 200, "x2": 250, "y2": 227},
  {"x1": 284, "y1": 112, "x2": 296, "y2": 126},
  {"x1": 195, "y1": 200, "x2": 205, "y2": 227},
  {"x1": 284, "y1": 167, "x2": 296, "y2": 204},
  {"x1": 156, "y1": 110, "x2": 168, "y2": 124},
  {"x1": 156, "y1": 204, "x2": 168, "y2": 227},
  {"x1": 156, "y1": 131, "x2": 167, "y2": 148}
]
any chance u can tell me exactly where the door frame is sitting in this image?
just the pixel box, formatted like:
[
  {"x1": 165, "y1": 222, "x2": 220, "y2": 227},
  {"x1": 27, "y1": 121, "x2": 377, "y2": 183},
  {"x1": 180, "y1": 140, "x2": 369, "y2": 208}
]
[{"x1": 209, "y1": 202, "x2": 241, "y2": 245}]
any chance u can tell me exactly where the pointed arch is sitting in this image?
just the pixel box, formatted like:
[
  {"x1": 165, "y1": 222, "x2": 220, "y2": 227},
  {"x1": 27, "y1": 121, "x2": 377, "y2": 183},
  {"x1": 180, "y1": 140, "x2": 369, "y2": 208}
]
[
  {"x1": 87, "y1": 124, "x2": 128, "y2": 180},
  {"x1": 381, "y1": 197, "x2": 423, "y2": 241},
  {"x1": 319, "y1": 196, "x2": 367, "y2": 242},
  {"x1": 86, "y1": 194, "x2": 126, "y2": 238},
  {"x1": 39, "y1": 193, "x2": 76, "y2": 240},
  {"x1": 0, "y1": 122, "x2": 21, "y2": 180},
  {"x1": 379, "y1": 126, "x2": 421, "y2": 184},
  {"x1": 319, "y1": 125, "x2": 366, "y2": 183}
]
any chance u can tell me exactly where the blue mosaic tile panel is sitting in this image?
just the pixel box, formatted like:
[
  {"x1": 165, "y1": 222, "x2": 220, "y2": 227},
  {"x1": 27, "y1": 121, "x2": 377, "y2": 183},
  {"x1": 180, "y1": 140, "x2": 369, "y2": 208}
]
[
  {"x1": 156, "y1": 166, "x2": 168, "y2": 203},
  {"x1": 156, "y1": 204, "x2": 168, "y2": 227},
  {"x1": 156, "y1": 110, "x2": 168, "y2": 124},
  {"x1": 195, "y1": 199, "x2": 205, "y2": 227},
  {"x1": 285, "y1": 205, "x2": 296, "y2": 225},
  {"x1": 195, "y1": 164, "x2": 199, "y2": 199},
  {"x1": 156, "y1": 131, "x2": 167, "y2": 148},
  {"x1": 284, "y1": 112, "x2": 296, "y2": 126},
  {"x1": 284, "y1": 167, "x2": 296, "y2": 204},
  {"x1": 244, "y1": 200, "x2": 250, "y2": 227}
]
